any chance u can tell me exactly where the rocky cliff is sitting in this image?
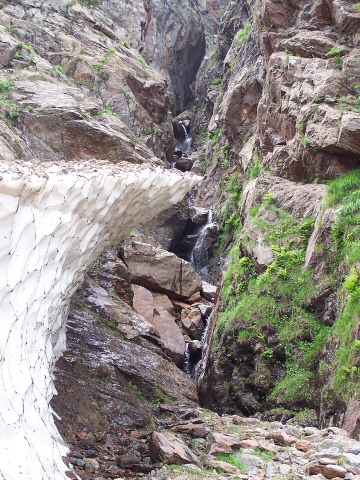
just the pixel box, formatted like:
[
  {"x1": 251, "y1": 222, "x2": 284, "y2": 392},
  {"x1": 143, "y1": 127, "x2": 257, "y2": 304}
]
[
  {"x1": 1, "y1": 0, "x2": 360, "y2": 479},
  {"x1": 195, "y1": 0, "x2": 360, "y2": 433}
]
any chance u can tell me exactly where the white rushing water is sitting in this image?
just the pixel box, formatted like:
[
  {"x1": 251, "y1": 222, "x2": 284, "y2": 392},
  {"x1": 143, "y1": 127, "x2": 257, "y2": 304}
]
[
  {"x1": 190, "y1": 210, "x2": 218, "y2": 278},
  {"x1": 0, "y1": 160, "x2": 201, "y2": 480}
]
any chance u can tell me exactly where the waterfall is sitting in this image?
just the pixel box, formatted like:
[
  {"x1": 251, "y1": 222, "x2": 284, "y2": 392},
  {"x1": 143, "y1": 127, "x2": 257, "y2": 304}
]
[
  {"x1": 180, "y1": 123, "x2": 192, "y2": 154},
  {"x1": 190, "y1": 210, "x2": 218, "y2": 279},
  {"x1": 183, "y1": 343, "x2": 191, "y2": 375}
]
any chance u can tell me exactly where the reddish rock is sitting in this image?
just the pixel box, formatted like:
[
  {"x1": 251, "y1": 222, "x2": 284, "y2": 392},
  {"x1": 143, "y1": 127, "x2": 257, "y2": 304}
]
[
  {"x1": 296, "y1": 439, "x2": 315, "y2": 452},
  {"x1": 152, "y1": 309, "x2": 186, "y2": 366},
  {"x1": 271, "y1": 431, "x2": 297, "y2": 447},
  {"x1": 132, "y1": 284, "x2": 155, "y2": 323},
  {"x1": 206, "y1": 432, "x2": 242, "y2": 454},
  {"x1": 121, "y1": 237, "x2": 202, "y2": 299},
  {"x1": 342, "y1": 400, "x2": 360, "y2": 439},
  {"x1": 309, "y1": 463, "x2": 347, "y2": 479},
  {"x1": 149, "y1": 431, "x2": 200, "y2": 466},
  {"x1": 171, "y1": 422, "x2": 210, "y2": 438}
]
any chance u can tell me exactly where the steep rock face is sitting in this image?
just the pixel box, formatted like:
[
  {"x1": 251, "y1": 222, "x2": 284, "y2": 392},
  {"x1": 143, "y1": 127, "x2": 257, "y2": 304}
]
[
  {"x1": 194, "y1": 0, "x2": 360, "y2": 423},
  {"x1": 0, "y1": 0, "x2": 176, "y2": 163},
  {"x1": 100, "y1": 0, "x2": 206, "y2": 113}
]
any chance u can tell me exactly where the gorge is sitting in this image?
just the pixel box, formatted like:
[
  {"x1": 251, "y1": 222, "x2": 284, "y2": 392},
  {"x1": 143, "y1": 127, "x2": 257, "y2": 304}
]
[{"x1": 0, "y1": 0, "x2": 360, "y2": 479}]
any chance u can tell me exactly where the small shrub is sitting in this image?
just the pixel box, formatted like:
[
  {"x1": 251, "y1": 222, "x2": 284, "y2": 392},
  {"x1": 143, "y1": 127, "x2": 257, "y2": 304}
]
[
  {"x1": 325, "y1": 46, "x2": 345, "y2": 58},
  {"x1": 51, "y1": 65, "x2": 65, "y2": 74},
  {"x1": 213, "y1": 77, "x2": 222, "y2": 85},
  {"x1": 0, "y1": 80, "x2": 12, "y2": 92},
  {"x1": 314, "y1": 92, "x2": 325, "y2": 103}
]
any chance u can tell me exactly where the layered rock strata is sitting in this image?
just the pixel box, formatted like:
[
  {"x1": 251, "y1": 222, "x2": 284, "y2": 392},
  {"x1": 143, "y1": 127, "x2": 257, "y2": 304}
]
[{"x1": 0, "y1": 160, "x2": 200, "y2": 480}]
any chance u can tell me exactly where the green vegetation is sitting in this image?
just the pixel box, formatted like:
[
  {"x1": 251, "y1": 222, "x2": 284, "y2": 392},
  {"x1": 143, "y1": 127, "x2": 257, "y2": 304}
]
[
  {"x1": 136, "y1": 53, "x2": 148, "y2": 72},
  {"x1": 199, "y1": 154, "x2": 206, "y2": 175},
  {"x1": 208, "y1": 128, "x2": 222, "y2": 150},
  {"x1": 325, "y1": 45, "x2": 344, "y2": 69},
  {"x1": 79, "y1": 0, "x2": 99, "y2": 6},
  {"x1": 234, "y1": 23, "x2": 252, "y2": 47},
  {"x1": 354, "y1": 3, "x2": 360, "y2": 12},
  {"x1": 215, "y1": 193, "x2": 332, "y2": 405},
  {"x1": 323, "y1": 169, "x2": 360, "y2": 399},
  {"x1": 0, "y1": 80, "x2": 12, "y2": 92},
  {"x1": 216, "y1": 454, "x2": 246, "y2": 473},
  {"x1": 336, "y1": 86, "x2": 360, "y2": 113},
  {"x1": 253, "y1": 448, "x2": 276, "y2": 461},
  {"x1": 107, "y1": 320, "x2": 125, "y2": 339},
  {"x1": 216, "y1": 173, "x2": 242, "y2": 250},
  {"x1": 213, "y1": 77, "x2": 222, "y2": 86},
  {"x1": 129, "y1": 381, "x2": 145, "y2": 400},
  {"x1": 325, "y1": 46, "x2": 345, "y2": 58},
  {"x1": 247, "y1": 154, "x2": 262, "y2": 179},
  {"x1": 14, "y1": 41, "x2": 35, "y2": 63},
  {"x1": 51, "y1": 65, "x2": 66, "y2": 75},
  {"x1": 314, "y1": 92, "x2": 325, "y2": 103}
]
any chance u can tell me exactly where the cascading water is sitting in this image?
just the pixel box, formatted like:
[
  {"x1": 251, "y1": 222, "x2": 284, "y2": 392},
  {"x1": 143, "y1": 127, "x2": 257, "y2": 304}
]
[
  {"x1": 194, "y1": 310, "x2": 214, "y2": 380},
  {"x1": 190, "y1": 210, "x2": 218, "y2": 280},
  {"x1": 180, "y1": 123, "x2": 192, "y2": 155},
  {"x1": 183, "y1": 343, "x2": 191, "y2": 375}
]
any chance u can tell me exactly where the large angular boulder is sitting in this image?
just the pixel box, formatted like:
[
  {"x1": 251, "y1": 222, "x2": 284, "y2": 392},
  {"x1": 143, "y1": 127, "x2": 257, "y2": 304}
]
[
  {"x1": 152, "y1": 308, "x2": 186, "y2": 367},
  {"x1": 149, "y1": 431, "x2": 200, "y2": 466},
  {"x1": 120, "y1": 236, "x2": 203, "y2": 299}
]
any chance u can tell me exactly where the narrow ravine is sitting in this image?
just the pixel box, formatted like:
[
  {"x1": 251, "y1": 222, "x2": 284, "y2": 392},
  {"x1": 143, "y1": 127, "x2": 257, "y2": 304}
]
[{"x1": 0, "y1": 0, "x2": 360, "y2": 479}]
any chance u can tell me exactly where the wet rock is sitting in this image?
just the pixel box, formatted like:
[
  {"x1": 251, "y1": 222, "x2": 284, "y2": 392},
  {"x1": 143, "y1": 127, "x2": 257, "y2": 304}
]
[
  {"x1": 175, "y1": 157, "x2": 194, "y2": 172},
  {"x1": 201, "y1": 281, "x2": 217, "y2": 301},
  {"x1": 149, "y1": 431, "x2": 200, "y2": 466},
  {"x1": 121, "y1": 237, "x2": 202, "y2": 299},
  {"x1": 189, "y1": 207, "x2": 209, "y2": 225},
  {"x1": 181, "y1": 308, "x2": 205, "y2": 340},
  {"x1": 188, "y1": 339, "x2": 202, "y2": 355}
]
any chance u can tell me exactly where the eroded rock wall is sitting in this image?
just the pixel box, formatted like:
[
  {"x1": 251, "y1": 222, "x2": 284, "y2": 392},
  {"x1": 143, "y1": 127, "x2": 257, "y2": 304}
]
[{"x1": 195, "y1": 0, "x2": 360, "y2": 426}]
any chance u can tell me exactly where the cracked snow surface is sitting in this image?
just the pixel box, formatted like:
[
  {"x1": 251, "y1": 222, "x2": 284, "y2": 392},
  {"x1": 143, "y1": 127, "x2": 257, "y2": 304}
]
[{"x1": 0, "y1": 159, "x2": 200, "y2": 480}]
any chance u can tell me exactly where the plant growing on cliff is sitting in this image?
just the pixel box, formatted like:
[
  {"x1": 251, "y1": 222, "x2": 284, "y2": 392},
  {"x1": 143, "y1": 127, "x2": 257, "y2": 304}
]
[
  {"x1": 234, "y1": 23, "x2": 252, "y2": 47},
  {"x1": 323, "y1": 169, "x2": 360, "y2": 399}
]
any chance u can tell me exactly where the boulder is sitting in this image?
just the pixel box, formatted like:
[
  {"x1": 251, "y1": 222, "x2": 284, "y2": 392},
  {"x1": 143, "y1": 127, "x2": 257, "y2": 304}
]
[
  {"x1": 181, "y1": 308, "x2": 205, "y2": 340},
  {"x1": 153, "y1": 293, "x2": 175, "y2": 314},
  {"x1": 205, "y1": 432, "x2": 242, "y2": 454},
  {"x1": 0, "y1": 33, "x2": 18, "y2": 67},
  {"x1": 189, "y1": 206, "x2": 209, "y2": 225},
  {"x1": 152, "y1": 309, "x2": 186, "y2": 366},
  {"x1": 309, "y1": 463, "x2": 347, "y2": 479},
  {"x1": 271, "y1": 430, "x2": 297, "y2": 447},
  {"x1": 121, "y1": 237, "x2": 202, "y2": 299},
  {"x1": 132, "y1": 285, "x2": 155, "y2": 323},
  {"x1": 171, "y1": 422, "x2": 210, "y2": 438},
  {"x1": 149, "y1": 431, "x2": 200, "y2": 466},
  {"x1": 201, "y1": 281, "x2": 218, "y2": 301}
]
